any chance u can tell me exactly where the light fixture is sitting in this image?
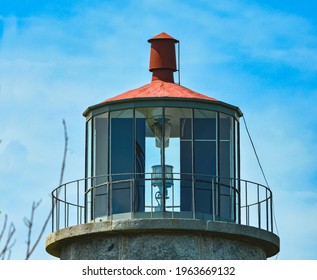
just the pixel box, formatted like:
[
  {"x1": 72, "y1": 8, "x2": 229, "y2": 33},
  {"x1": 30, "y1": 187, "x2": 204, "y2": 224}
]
[
  {"x1": 152, "y1": 116, "x2": 172, "y2": 148},
  {"x1": 151, "y1": 115, "x2": 174, "y2": 211}
]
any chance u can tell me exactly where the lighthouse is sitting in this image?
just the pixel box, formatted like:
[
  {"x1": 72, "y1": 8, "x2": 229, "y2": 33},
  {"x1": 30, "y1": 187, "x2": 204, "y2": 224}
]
[{"x1": 46, "y1": 32, "x2": 280, "y2": 260}]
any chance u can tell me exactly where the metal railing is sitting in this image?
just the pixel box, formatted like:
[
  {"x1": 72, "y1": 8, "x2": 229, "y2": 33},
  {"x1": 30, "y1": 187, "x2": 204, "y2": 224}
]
[{"x1": 51, "y1": 174, "x2": 274, "y2": 234}]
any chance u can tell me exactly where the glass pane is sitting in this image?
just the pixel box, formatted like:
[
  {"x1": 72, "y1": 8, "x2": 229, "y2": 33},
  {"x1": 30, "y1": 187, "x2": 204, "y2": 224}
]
[
  {"x1": 86, "y1": 119, "x2": 92, "y2": 178},
  {"x1": 194, "y1": 109, "x2": 217, "y2": 140},
  {"x1": 110, "y1": 110, "x2": 133, "y2": 176},
  {"x1": 235, "y1": 119, "x2": 240, "y2": 221},
  {"x1": 94, "y1": 113, "x2": 108, "y2": 178},
  {"x1": 180, "y1": 140, "x2": 192, "y2": 211},
  {"x1": 194, "y1": 141, "x2": 216, "y2": 216},
  {"x1": 219, "y1": 113, "x2": 234, "y2": 221},
  {"x1": 135, "y1": 115, "x2": 146, "y2": 212},
  {"x1": 85, "y1": 119, "x2": 92, "y2": 221},
  {"x1": 135, "y1": 107, "x2": 163, "y2": 214},
  {"x1": 110, "y1": 109, "x2": 133, "y2": 214},
  {"x1": 93, "y1": 113, "x2": 108, "y2": 218},
  {"x1": 219, "y1": 113, "x2": 233, "y2": 179},
  {"x1": 165, "y1": 108, "x2": 192, "y2": 213},
  {"x1": 195, "y1": 141, "x2": 217, "y2": 176},
  {"x1": 194, "y1": 109, "x2": 217, "y2": 217},
  {"x1": 235, "y1": 119, "x2": 239, "y2": 181}
]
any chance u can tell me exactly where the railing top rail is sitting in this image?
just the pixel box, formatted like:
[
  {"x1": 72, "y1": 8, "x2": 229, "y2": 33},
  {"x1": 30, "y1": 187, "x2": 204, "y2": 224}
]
[{"x1": 52, "y1": 173, "x2": 272, "y2": 194}]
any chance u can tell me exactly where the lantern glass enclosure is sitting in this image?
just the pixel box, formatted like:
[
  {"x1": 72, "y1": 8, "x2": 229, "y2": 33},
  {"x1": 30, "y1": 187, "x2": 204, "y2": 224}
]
[{"x1": 85, "y1": 103, "x2": 239, "y2": 222}]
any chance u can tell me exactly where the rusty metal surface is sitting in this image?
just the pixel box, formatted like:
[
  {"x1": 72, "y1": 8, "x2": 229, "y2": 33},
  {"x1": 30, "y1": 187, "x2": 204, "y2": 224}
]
[{"x1": 148, "y1": 32, "x2": 178, "y2": 82}]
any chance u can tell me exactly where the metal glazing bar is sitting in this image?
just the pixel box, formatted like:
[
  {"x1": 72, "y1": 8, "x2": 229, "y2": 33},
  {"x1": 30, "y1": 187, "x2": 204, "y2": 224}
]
[
  {"x1": 237, "y1": 122, "x2": 241, "y2": 224},
  {"x1": 162, "y1": 108, "x2": 166, "y2": 213},
  {"x1": 178, "y1": 41, "x2": 180, "y2": 85},
  {"x1": 191, "y1": 108, "x2": 195, "y2": 220},
  {"x1": 216, "y1": 112, "x2": 220, "y2": 217}
]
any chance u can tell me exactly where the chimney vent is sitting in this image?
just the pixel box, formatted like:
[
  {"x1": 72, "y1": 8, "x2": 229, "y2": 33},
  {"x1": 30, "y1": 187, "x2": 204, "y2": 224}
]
[{"x1": 148, "y1": 32, "x2": 179, "y2": 83}]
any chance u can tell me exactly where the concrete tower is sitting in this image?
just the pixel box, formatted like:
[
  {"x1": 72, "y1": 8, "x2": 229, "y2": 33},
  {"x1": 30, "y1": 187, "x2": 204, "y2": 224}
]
[{"x1": 46, "y1": 32, "x2": 280, "y2": 260}]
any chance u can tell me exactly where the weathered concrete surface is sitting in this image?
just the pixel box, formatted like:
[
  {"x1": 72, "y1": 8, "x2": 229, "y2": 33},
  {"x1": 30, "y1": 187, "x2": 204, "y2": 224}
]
[{"x1": 46, "y1": 219, "x2": 279, "y2": 260}]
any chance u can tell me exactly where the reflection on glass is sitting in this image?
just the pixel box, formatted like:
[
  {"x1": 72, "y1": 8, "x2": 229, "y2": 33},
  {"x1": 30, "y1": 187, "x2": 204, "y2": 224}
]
[
  {"x1": 110, "y1": 109, "x2": 133, "y2": 214},
  {"x1": 136, "y1": 107, "x2": 163, "y2": 214},
  {"x1": 194, "y1": 109, "x2": 217, "y2": 218},
  {"x1": 85, "y1": 119, "x2": 92, "y2": 221},
  {"x1": 93, "y1": 113, "x2": 108, "y2": 218},
  {"x1": 219, "y1": 113, "x2": 234, "y2": 221}
]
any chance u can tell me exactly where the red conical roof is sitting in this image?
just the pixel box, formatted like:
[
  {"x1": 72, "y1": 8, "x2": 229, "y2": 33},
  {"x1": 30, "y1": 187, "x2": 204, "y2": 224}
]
[{"x1": 104, "y1": 80, "x2": 217, "y2": 103}]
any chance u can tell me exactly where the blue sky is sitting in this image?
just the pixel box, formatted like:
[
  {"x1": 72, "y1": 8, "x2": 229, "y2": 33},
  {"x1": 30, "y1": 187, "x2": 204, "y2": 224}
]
[{"x1": 0, "y1": 0, "x2": 317, "y2": 260}]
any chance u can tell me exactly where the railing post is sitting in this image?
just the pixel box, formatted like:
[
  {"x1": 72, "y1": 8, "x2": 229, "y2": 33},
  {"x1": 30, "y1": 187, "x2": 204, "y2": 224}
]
[
  {"x1": 245, "y1": 181, "x2": 248, "y2": 226},
  {"x1": 270, "y1": 192, "x2": 274, "y2": 232},
  {"x1": 266, "y1": 188, "x2": 269, "y2": 231},
  {"x1": 216, "y1": 178, "x2": 219, "y2": 219},
  {"x1": 238, "y1": 178, "x2": 241, "y2": 225},
  {"x1": 77, "y1": 180, "x2": 79, "y2": 226},
  {"x1": 91, "y1": 178, "x2": 94, "y2": 221},
  {"x1": 51, "y1": 191, "x2": 55, "y2": 232},
  {"x1": 84, "y1": 178, "x2": 86, "y2": 224},
  {"x1": 151, "y1": 175, "x2": 153, "y2": 218},
  {"x1": 231, "y1": 177, "x2": 234, "y2": 223},
  {"x1": 172, "y1": 177, "x2": 174, "y2": 218},
  {"x1": 66, "y1": 203, "x2": 69, "y2": 228},
  {"x1": 212, "y1": 178, "x2": 215, "y2": 221},
  {"x1": 64, "y1": 185, "x2": 67, "y2": 228},
  {"x1": 130, "y1": 179, "x2": 134, "y2": 219},
  {"x1": 56, "y1": 189, "x2": 60, "y2": 231},
  {"x1": 192, "y1": 174, "x2": 195, "y2": 219},
  {"x1": 257, "y1": 184, "x2": 261, "y2": 229},
  {"x1": 109, "y1": 180, "x2": 112, "y2": 220}
]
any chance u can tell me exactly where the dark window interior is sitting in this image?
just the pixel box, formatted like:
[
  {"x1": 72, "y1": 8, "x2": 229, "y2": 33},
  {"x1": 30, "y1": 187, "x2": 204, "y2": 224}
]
[
  {"x1": 110, "y1": 118, "x2": 133, "y2": 214},
  {"x1": 135, "y1": 118, "x2": 146, "y2": 212}
]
